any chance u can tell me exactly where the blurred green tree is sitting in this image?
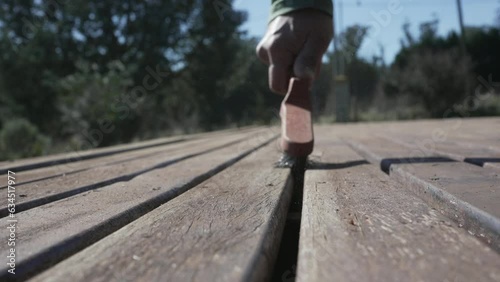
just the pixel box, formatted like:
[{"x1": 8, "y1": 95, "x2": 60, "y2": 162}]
[
  {"x1": 465, "y1": 27, "x2": 500, "y2": 82},
  {"x1": 388, "y1": 20, "x2": 476, "y2": 117},
  {"x1": 0, "y1": 118, "x2": 50, "y2": 160},
  {"x1": 54, "y1": 60, "x2": 137, "y2": 147},
  {"x1": 332, "y1": 25, "x2": 379, "y2": 120},
  {"x1": 178, "y1": 0, "x2": 248, "y2": 129},
  {"x1": 0, "y1": 0, "x2": 65, "y2": 134},
  {"x1": 0, "y1": 0, "x2": 264, "y2": 159}
]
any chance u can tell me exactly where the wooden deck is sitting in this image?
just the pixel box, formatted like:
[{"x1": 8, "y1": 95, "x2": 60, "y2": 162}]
[{"x1": 1, "y1": 118, "x2": 499, "y2": 282}]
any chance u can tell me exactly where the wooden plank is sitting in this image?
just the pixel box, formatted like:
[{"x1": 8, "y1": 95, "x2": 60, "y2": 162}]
[
  {"x1": 297, "y1": 137, "x2": 500, "y2": 282},
  {"x1": 0, "y1": 135, "x2": 186, "y2": 174},
  {"x1": 343, "y1": 137, "x2": 454, "y2": 172},
  {"x1": 436, "y1": 138, "x2": 500, "y2": 154},
  {"x1": 0, "y1": 141, "x2": 192, "y2": 189},
  {"x1": 345, "y1": 136, "x2": 500, "y2": 251},
  {"x1": 374, "y1": 118, "x2": 500, "y2": 152},
  {"x1": 31, "y1": 142, "x2": 291, "y2": 282},
  {"x1": 436, "y1": 117, "x2": 500, "y2": 140},
  {"x1": 314, "y1": 118, "x2": 498, "y2": 147},
  {"x1": 0, "y1": 127, "x2": 264, "y2": 189},
  {"x1": 0, "y1": 128, "x2": 272, "y2": 217},
  {"x1": 0, "y1": 130, "x2": 279, "y2": 281},
  {"x1": 378, "y1": 133, "x2": 500, "y2": 170},
  {"x1": 0, "y1": 126, "x2": 258, "y2": 174}
]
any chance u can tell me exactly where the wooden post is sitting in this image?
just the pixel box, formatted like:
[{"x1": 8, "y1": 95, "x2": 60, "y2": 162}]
[
  {"x1": 456, "y1": 0, "x2": 470, "y2": 98},
  {"x1": 335, "y1": 75, "x2": 350, "y2": 122},
  {"x1": 456, "y1": 0, "x2": 466, "y2": 56},
  {"x1": 332, "y1": 0, "x2": 350, "y2": 122}
]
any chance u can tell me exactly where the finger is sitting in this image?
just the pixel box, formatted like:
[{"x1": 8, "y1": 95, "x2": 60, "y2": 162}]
[
  {"x1": 256, "y1": 17, "x2": 283, "y2": 65},
  {"x1": 293, "y1": 35, "x2": 331, "y2": 80},
  {"x1": 268, "y1": 43, "x2": 294, "y2": 94},
  {"x1": 256, "y1": 36, "x2": 270, "y2": 65}
]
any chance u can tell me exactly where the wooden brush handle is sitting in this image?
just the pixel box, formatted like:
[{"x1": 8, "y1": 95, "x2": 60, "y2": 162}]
[{"x1": 280, "y1": 78, "x2": 314, "y2": 157}]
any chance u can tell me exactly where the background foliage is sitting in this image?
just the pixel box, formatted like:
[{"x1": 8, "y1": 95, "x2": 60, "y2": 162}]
[{"x1": 0, "y1": 0, "x2": 499, "y2": 160}]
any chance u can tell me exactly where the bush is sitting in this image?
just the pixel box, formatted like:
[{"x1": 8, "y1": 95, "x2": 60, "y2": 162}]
[
  {"x1": 0, "y1": 118, "x2": 50, "y2": 160},
  {"x1": 469, "y1": 94, "x2": 500, "y2": 117},
  {"x1": 385, "y1": 49, "x2": 474, "y2": 117},
  {"x1": 54, "y1": 60, "x2": 136, "y2": 147}
]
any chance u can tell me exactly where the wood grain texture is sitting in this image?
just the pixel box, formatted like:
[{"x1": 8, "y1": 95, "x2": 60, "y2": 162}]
[
  {"x1": 373, "y1": 118, "x2": 500, "y2": 152},
  {"x1": 29, "y1": 142, "x2": 292, "y2": 282},
  {"x1": 378, "y1": 133, "x2": 500, "y2": 171},
  {"x1": 0, "y1": 127, "x2": 264, "y2": 189},
  {"x1": 280, "y1": 78, "x2": 313, "y2": 157},
  {"x1": 319, "y1": 118, "x2": 500, "y2": 152},
  {"x1": 0, "y1": 118, "x2": 497, "y2": 281},
  {"x1": 0, "y1": 135, "x2": 186, "y2": 174},
  {"x1": 297, "y1": 137, "x2": 500, "y2": 282},
  {"x1": 345, "y1": 136, "x2": 500, "y2": 251},
  {"x1": 0, "y1": 129, "x2": 270, "y2": 217},
  {"x1": 0, "y1": 125, "x2": 258, "y2": 174},
  {"x1": 0, "y1": 130, "x2": 278, "y2": 281}
]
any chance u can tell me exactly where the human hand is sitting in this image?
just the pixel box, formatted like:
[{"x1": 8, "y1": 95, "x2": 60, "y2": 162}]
[{"x1": 256, "y1": 9, "x2": 333, "y2": 94}]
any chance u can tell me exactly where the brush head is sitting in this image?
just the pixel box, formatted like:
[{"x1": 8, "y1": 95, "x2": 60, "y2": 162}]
[
  {"x1": 274, "y1": 152, "x2": 308, "y2": 169},
  {"x1": 280, "y1": 78, "x2": 314, "y2": 157}
]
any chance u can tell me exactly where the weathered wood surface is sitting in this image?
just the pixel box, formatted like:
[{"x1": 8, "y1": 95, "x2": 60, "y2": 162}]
[
  {"x1": 0, "y1": 126, "x2": 257, "y2": 174},
  {"x1": 379, "y1": 133, "x2": 500, "y2": 170},
  {"x1": 297, "y1": 136, "x2": 500, "y2": 282},
  {"x1": 0, "y1": 127, "x2": 263, "y2": 188},
  {"x1": 29, "y1": 142, "x2": 291, "y2": 282},
  {"x1": 0, "y1": 135, "x2": 186, "y2": 174},
  {"x1": 0, "y1": 128, "x2": 269, "y2": 217},
  {"x1": 0, "y1": 129, "x2": 278, "y2": 281},
  {"x1": 345, "y1": 136, "x2": 500, "y2": 250},
  {"x1": 373, "y1": 118, "x2": 500, "y2": 152},
  {"x1": 0, "y1": 118, "x2": 498, "y2": 282}
]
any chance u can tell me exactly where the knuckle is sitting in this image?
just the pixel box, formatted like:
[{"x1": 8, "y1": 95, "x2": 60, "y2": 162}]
[
  {"x1": 256, "y1": 45, "x2": 266, "y2": 59},
  {"x1": 255, "y1": 44, "x2": 262, "y2": 56}
]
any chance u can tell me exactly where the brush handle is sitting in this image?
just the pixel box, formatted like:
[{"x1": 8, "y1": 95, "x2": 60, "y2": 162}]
[{"x1": 280, "y1": 78, "x2": 314, "y2": 157}]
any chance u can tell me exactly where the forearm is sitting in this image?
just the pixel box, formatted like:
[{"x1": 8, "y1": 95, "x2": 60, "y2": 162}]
[{"x1": 270, "y1": 0, "x2": 333, "y2": 21}]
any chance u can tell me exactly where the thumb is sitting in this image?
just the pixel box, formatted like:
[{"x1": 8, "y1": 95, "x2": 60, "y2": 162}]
[{"x1": 293, "y1": 36, "x2": 330, "y2": 80}]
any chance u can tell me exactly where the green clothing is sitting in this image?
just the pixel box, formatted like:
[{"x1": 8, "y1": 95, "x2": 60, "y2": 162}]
[{"x1": 270, "y1": 0, "x2": 333, "y2": 21}]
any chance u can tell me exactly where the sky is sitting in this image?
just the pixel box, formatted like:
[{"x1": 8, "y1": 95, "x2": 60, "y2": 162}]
[{"x1": 233, "y1": 0, "x2": 500, "y2": 63}]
